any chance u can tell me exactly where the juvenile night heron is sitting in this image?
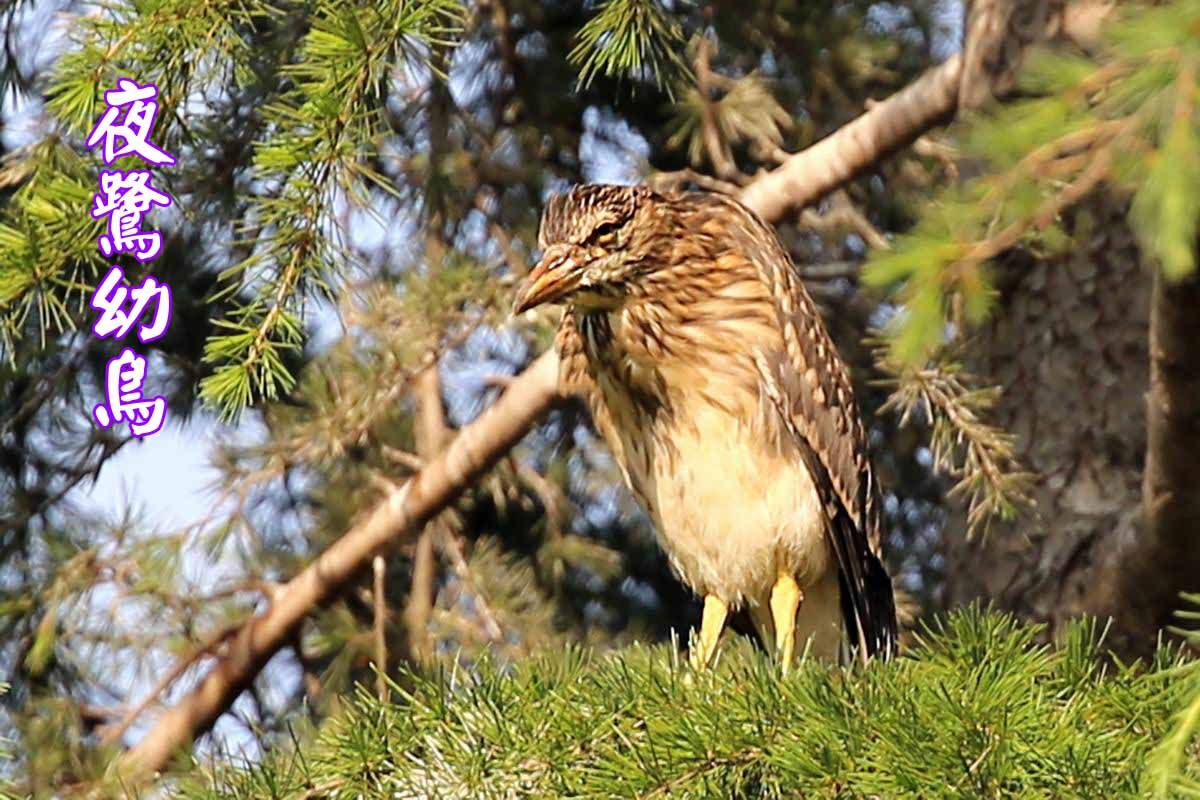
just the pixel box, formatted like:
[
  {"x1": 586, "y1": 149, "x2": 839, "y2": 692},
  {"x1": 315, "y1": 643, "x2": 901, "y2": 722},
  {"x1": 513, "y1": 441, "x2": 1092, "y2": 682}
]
[{"x1": 514, "y1": 184, "x2": 897, "y2": 668}]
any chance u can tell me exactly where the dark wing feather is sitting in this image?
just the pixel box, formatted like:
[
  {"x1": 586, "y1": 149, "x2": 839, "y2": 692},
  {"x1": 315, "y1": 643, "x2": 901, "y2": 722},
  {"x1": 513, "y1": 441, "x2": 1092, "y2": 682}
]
[{"x1": 696, "y1": 191, "x2": 898, "y2": 660}]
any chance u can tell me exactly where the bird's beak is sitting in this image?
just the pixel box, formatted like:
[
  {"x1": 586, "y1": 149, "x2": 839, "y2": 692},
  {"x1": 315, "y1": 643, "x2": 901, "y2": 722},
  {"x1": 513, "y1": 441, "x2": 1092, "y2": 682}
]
[{"x1": 513, "y1": 251, "x2": 580, "y2": 314}]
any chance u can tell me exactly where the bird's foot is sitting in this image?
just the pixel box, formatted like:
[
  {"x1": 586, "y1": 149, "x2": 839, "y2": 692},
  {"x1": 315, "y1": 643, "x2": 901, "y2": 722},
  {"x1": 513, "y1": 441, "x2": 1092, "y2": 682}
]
[
  {"x1": 770, "y1": 572, "x2": 804, "y2": 675},
  {"x1": 689, "y1": 594, "x2": 728, "y2": 670}
]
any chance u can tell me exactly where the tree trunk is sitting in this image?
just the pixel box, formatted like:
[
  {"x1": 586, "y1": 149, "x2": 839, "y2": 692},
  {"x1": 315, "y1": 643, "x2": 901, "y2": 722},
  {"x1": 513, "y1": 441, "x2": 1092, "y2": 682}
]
[
  {"x1": 941, "y1": 195, "x2": 1200, "y2": 657},
  {"x1": 1086, "y1": 248, "x2": 1200, "y2": 654},
  {"x1": 941, "y1": 0, "x2": 1200, "y2": 658}
]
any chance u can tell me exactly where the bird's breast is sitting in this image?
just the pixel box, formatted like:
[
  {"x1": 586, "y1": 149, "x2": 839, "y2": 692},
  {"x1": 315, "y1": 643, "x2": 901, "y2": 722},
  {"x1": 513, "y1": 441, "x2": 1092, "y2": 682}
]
[
  {"x1": 640, "y1": 396, "x2": 831, "y2": 607},
  {"x1": 579, "y1": 308, "x2": 831, "y2": 607}
]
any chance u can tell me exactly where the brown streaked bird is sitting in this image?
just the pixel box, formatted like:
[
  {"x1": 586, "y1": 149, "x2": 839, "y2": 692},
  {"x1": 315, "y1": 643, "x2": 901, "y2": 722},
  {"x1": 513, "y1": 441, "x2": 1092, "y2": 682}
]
[{"x1": 514, "y1": 184, "x2": 896, "y2": 668}]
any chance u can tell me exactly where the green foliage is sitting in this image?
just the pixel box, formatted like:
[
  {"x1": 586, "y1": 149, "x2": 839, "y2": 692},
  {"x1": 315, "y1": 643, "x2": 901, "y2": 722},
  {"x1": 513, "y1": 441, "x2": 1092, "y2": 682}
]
[
  {"x1": 569, "y1": 0, "x2": 690, "y2": 94},
  {"x1": 1145, "y1": 595, "x2": 1200, "y2": 797},
  {"x1": 184, "y1": 610, "x2": 1194, "y2": 799},
  {"x1": 2, "y1": 0, "x2": 461, "y2": 415},
  {"x1": 875, "y1": 349, "x2": 1035, "y2": 537},
  {"x1": 1129, "y1": 74, "x2": 1200, "y2": 282},
  {"x1": 0, "y1": 0, "x2": 256, "y2": 356},
  {"x1": 195, "y1": 0, "x2": 461, "y2": 418},
  {"x1": 0, "y1": 138, "x2": 108, "y2": 354},
  {"x1": 866, "y1": 0, "x2": 1200, "y2": 364}
]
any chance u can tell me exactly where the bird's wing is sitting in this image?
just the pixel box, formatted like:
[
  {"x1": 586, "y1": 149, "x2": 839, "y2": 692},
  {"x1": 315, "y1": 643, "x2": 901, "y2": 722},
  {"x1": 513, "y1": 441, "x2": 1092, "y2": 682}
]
[{"x1": 701, "y1": 192, "x2": 897, "y2": 660}]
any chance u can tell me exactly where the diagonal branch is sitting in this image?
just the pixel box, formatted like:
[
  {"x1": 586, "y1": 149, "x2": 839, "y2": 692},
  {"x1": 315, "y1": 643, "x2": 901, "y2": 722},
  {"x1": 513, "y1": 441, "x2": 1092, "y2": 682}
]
[
  {"x1": 98, "y1": 620, "x2": 243, "y2": 748},
  {"x1": 737, "y1": 54, "x2": 963, "y2": 223},
  {"x1": 736, "y1": 0, "x2": 1114, "y2": 225},
  {"x1": 115, "y1": 352, "x2": 561, "y2": 781}
]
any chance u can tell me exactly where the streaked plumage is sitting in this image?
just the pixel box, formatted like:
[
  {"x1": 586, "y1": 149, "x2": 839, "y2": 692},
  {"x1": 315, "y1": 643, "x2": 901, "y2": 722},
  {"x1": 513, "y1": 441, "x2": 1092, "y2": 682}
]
[{"x1": 515, "y1": 184, "x2": 896, "y2": 664}]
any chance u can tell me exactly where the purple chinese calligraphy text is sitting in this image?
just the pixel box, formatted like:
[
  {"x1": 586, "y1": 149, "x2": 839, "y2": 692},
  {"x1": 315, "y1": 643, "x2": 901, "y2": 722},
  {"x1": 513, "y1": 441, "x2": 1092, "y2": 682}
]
[
  {"x1": 92, "y1": 170, "x2": 172, "y2": 261},
  {"x1": 90, "y1": 265, "x2": 173, "y2": 343},
  {"x1": 93, "y1": 348, "x2": 167, "y2": 438},
  {"x1": 85, "y1": 78, "x2": 176, "y2": 166}
]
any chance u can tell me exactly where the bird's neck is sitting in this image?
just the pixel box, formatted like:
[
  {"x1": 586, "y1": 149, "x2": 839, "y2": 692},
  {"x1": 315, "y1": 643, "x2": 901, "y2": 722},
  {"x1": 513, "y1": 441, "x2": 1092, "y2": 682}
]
[
  {"x1": 571, "y1": 288, "x2": 624, "y2": 312},
  {"x1": 570, "y1": 264, "x2": 775, "y2": 411}
]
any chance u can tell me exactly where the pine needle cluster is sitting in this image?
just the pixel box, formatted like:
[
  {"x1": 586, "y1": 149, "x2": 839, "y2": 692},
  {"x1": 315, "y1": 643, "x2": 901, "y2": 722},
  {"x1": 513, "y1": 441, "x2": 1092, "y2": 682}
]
[
  {"x1": 569, "y1": 0, "x2": 690, "y2": 94},
  {"x1": 183, "y1": 610, "x2": 1195, "y2": 799},
  {"x1": 1145, "y1": 595, "x2": 1200, "y2": 797},
  {"x1": 874, "y1": 347, "x2": 1036, "y2": 537}
]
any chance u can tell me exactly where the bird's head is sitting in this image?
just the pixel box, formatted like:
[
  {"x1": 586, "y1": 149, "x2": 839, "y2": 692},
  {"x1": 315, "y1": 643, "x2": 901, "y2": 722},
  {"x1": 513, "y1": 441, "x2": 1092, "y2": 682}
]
[{"x1": 513, "y1": 184, "x2": 662, "y2": 314}]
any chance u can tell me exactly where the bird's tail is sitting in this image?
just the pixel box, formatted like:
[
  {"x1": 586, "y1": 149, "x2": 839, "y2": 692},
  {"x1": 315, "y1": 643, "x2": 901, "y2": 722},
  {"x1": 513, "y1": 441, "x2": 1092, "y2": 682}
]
[{"x1": 838, "y1": 553, "x2": 898, "y2": 663}]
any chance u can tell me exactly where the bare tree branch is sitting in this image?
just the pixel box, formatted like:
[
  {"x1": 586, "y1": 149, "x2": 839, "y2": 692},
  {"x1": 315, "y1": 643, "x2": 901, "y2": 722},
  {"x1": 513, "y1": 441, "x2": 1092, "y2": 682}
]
[
  {"x1": 736, "y1": 54, "x2": 963, "y2": 223},
  {"x1": 404, "y1": 366, "x2": 449, "y2": 663},
  {"x1": 648, "y1": 168, "x2": 743, "y2": 196},
  {"x1": 372, "y1": 554, "x2": 388, "y2": 701},
  {"x1": 958, "y1": 0, "x2": 1018, "y2": 110},
  {"x1": 798, "y1": 189, "x2": 891, "y2": 251},
  {"x1": 114, "y1": 352, "x2": 561, "y2": 781},
  {"x1": 694, "y1": 37, "x2": 748, "y2": 183},
  {"x1": 439, "y1": 528, "x2": 505, "y2": 643},
  {"x1": 99, "y1": 620, "x2": 244, "y2": 748}
]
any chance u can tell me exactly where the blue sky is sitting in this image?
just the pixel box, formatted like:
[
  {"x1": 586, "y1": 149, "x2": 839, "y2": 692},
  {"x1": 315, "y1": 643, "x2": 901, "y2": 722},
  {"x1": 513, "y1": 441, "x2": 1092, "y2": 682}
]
[{"x1": 79, "y1": 415, "x2": 221, "y2": 527}]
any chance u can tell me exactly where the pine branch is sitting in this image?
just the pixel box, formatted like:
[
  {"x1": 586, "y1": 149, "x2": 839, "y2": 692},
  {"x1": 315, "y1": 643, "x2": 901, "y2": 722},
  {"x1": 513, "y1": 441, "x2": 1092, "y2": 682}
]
[
  {"x1": 863, "y1": 1, "x2": 1197, "y2": 363},
  {"x1": 1147, "y1": 594, "x2": 1200, "y2": 797},
  {"x1": 665, "y1": 37, "x2": 791, "y2": 183},
  {"x1": 875, "y1": 346, "x2": 1035, "y2": 537},
  {"x1": 736, "y1": 53, "x2": 965, "y2": 223},
  {"x1": 184, "y1": 611, "x2": 1194, "y2": 799},
  {"x1": 568, "y1": 0, "x2": 689, "y2": 94},
  {"x1": 198, "y1": 0, "x2": 463, "y2": 417},
  {"x1": 98, "y1": 619, "x2": 244, "y2": 748}
]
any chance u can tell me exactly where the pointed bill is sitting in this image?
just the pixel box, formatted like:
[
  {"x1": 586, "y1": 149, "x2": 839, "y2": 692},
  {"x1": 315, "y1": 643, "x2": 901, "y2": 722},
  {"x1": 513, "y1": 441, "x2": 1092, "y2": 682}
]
[{"x1": 513, "y1": 251, "x2": 580, "y2": 314}]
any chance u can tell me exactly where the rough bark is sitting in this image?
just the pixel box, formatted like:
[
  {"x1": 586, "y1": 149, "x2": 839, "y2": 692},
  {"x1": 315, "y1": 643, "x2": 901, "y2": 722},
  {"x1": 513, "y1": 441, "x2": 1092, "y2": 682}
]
[
  {"x1": 939, "y1": 0, "x2": 1200, "y2": 658},
  {"x1": 944, "y1": 200, "x2": 1200, "y2": 658},
  {"x1": 941, "y1": 197, "x2": 1149, "y2": 635},
  {"x1": 1107, "y1": 267, "x2": 1200, "y2": 647},
  {"x1": 1095, "y1": 265, "x2": 1200, "y2": 653}
]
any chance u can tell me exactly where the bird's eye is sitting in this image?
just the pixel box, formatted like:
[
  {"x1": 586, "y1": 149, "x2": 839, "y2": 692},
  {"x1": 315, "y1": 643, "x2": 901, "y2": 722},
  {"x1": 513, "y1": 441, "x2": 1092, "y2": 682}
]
[{"x1": 590, "y1": 220, "x2": 622, "y2": 244}]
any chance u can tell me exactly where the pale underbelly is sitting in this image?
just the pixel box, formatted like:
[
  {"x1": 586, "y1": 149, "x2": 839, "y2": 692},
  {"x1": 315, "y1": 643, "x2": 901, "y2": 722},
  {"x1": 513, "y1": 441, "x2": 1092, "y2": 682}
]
[{"x1": 621, "y1": 402, "x2": 833, "y2": 610}]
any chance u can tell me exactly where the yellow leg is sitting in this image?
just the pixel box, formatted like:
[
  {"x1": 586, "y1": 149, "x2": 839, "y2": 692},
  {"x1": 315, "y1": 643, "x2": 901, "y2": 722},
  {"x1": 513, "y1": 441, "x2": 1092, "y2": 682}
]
[
  {"x1": 770, "y1": 572, "x2": 804, "y2": 674},
  {"x1": 690, "y1": 594, "x2": 728, "y2": 669}
]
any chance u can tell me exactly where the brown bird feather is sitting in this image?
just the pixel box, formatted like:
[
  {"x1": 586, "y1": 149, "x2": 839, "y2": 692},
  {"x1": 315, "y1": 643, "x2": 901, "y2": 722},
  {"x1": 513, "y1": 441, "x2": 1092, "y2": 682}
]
[{"x1": 517, "y1": 184, "x2": 897, "y2": 662}]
